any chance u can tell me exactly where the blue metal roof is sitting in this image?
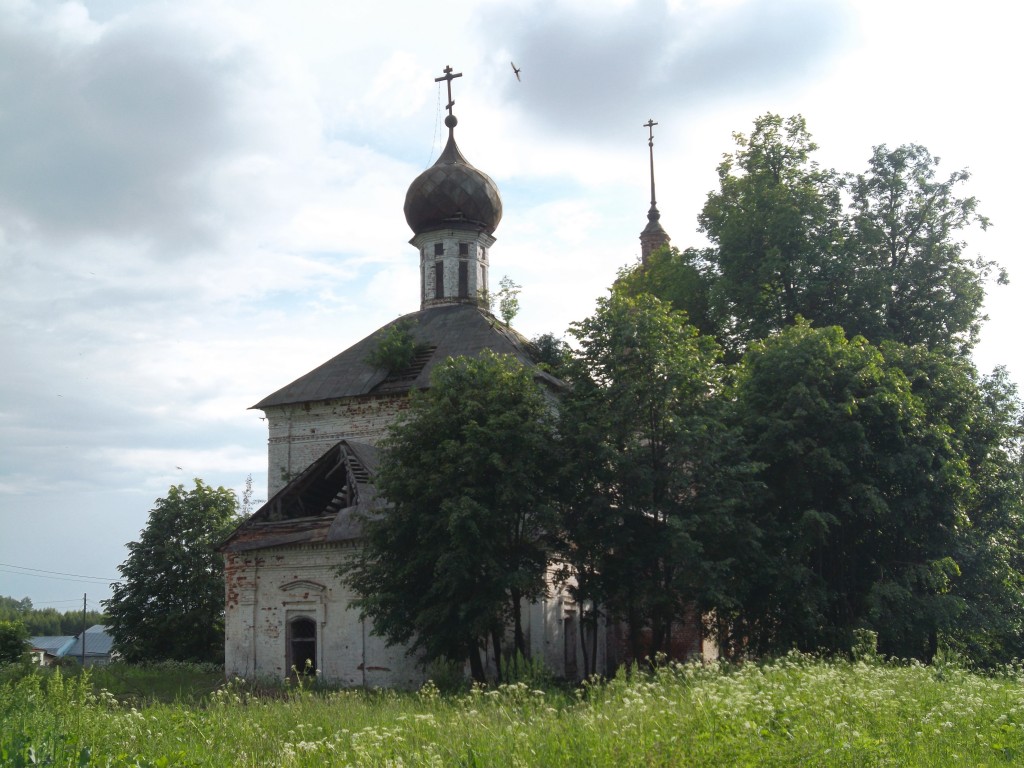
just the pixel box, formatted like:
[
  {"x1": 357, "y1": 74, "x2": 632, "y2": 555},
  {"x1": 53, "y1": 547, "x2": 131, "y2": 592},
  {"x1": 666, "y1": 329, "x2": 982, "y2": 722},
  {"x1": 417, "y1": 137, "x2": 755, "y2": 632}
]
[
  {"x1": 30, "y1": 636, "x2": 76, "y2": 655},
  {"x1": 64, "y1": 625, "x2": 114, "y2": 657}
]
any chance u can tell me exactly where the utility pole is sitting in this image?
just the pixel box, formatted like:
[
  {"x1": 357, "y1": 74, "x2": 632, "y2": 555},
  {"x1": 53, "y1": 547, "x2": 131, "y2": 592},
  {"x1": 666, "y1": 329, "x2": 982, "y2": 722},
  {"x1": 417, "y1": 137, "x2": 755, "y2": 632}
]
[{"x1": 81, "y1": 593, "x2": 87, "y2": 667}]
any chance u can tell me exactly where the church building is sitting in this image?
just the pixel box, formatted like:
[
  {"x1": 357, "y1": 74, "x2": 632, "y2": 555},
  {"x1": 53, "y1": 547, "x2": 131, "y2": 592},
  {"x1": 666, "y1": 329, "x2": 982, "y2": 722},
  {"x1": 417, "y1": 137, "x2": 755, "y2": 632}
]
[{"x1": 221, "y1": 67, "x2": 599, "y2": 687}]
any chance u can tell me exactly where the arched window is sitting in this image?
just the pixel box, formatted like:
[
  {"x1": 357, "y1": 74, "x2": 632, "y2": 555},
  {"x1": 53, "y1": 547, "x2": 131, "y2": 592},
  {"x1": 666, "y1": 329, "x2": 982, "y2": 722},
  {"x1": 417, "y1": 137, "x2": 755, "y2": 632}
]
[{"x1": 287, "y1": 617, "x2": 317, "y2": 676}]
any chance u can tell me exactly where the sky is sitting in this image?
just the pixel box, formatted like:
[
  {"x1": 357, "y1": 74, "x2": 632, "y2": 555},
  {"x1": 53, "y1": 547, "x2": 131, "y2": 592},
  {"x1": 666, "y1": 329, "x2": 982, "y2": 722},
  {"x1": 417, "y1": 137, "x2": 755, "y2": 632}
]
[{"x1": 1, "y1": 0, "x2": 1020, "y2": 613}]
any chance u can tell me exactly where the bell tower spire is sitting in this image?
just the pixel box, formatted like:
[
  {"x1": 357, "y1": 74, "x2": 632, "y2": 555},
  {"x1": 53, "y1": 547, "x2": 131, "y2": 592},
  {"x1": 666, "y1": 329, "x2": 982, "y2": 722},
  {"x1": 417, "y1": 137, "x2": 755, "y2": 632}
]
[{"x1": 640, "y1": 118, "x2": 671, "y2": 265}]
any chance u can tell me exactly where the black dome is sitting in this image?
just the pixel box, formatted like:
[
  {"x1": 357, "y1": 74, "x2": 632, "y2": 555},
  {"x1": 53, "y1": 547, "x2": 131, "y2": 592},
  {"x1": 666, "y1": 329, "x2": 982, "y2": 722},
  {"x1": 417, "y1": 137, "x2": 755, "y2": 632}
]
[{"x1": 404, "y1": 135, "x2": 502, "y2": 235}]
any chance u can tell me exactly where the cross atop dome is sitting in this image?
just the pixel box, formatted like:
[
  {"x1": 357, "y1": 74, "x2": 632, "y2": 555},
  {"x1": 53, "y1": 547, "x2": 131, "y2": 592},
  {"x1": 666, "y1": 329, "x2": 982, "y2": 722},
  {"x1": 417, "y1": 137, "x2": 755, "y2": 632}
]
[
  {"x1": 405, "y1": 66, "x2": 503, "y2": 310},
  {"x1": 435, "y1": 65, "x2": 463, "y2": 133}
]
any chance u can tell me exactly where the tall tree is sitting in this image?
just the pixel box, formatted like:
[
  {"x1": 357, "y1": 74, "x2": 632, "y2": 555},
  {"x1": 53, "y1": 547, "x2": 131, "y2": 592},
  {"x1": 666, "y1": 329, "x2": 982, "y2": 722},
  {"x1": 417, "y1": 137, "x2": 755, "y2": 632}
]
[
  {"x1": 104, "y1": 480, "x2": 239, "y2": 663},
  {"x1": 0, "y1": 620, "x2": 29, "y2": 665},
  {"x1": 731, "y1": 322, "x2": 968, "y2": 658},
  {"x1": 0, "y1": 597, "x2": 105, "y2": 637},
  {"x1": 888, "y1": 353, "x2": 1024, "y2": 664},
  {"x1": 846, "y1": 143, "x2": 999, "y2": 353},
  {"x1": 615, "y1": 245, "x2": 718, "y2": 339},
  {"x1": 560, "y1": 292, "x2": 757, "y2": 664},
  {"x1": 339, "y1": 351, "x2": 559, "y2": 683},
  {"x1": 698, "y1": 114, "x2": 848, "y2": 351},
  {"x1": 692, "y1": 116, "x2": 998, "y2": 357}
]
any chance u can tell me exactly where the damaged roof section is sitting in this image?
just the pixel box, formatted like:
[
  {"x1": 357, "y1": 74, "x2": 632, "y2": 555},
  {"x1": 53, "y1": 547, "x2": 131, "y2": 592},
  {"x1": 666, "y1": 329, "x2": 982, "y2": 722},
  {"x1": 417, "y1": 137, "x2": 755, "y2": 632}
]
[
  {"x1": 222, "y1": 440, "x2": 386, "y2": 553},
  {"x1": 253, "y1": 303, "x2": 563, "y2": 409}
]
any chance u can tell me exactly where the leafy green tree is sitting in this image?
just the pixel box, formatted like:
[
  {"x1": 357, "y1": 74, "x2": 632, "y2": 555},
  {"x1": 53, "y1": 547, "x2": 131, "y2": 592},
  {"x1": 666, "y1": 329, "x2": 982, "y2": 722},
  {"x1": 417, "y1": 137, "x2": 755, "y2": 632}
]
[
  {"x1": 561, "y1": 292, "x2": 758, "y2": 664},
  {"x1": 615, "y1": 245, "x2": 717, "y2": 339},
  {"x1": 0, "y1": 596, "x2": 104, "y2": 636},
  {"x1": 0, "y1": 597, "x2": 35, "y2": 631},
  {"x1": 60, "y1": 612, "x2": 105, "y2": 636},
  {"x1": 103, "y1": 480, "x2": 239, "y2": 663},
  {"x1": 528, "y1": 332, "x2": 571, "y2": 378},
  {"x1": 845, "y1": 144, "x2": 999, "y2": 353},
  {"x1": 692, "y1": 116, "x2": 997, "y2": 357},
  {"x1": 698, "y1": 114, "x2": 848, "y2": 352},
  {"x1": 340, "y1": 351, "x2": 560, "y2": 682},
  {"x1": 0, "y1": 620, "x2": 29, "y2": 664},
  {"x1": 731, "y1": 322, "x2": 969, "y2": 658},
  {"x1": 365, "y1": 318, "x2": 420, "y2": 372},
  {"x1": 495, "y1": 275, "x2": 522, "y2": 324},
  {"x1": 883, "y1": 354, "x2": 1024, "y2": 664}
]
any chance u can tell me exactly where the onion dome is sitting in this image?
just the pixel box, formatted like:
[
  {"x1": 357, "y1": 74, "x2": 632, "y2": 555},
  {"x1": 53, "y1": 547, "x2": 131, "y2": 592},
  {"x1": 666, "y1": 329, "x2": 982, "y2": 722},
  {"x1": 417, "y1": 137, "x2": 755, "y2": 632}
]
[{"x1": 404, "y1": 116, "x2": 503, "y2": 236}]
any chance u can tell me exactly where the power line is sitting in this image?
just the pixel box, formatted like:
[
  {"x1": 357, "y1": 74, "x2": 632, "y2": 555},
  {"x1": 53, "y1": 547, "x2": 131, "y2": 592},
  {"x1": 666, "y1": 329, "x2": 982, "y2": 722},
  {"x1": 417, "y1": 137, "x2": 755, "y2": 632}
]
[
  {"x1": 0, "y1": 562, "x2": 118, "y2": 580},
  {"x1": 0, "y1": 562, "x2": 117, "y2": 583},
  {"x1": 0, "y1": 568, "x2": 111, "y2": 585}
]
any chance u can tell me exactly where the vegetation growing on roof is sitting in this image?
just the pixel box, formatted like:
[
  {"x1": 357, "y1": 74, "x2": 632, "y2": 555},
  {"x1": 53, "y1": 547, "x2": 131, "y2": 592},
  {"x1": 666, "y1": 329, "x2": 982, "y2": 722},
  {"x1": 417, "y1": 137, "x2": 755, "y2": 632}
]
[{"x1": 364, "y1": 318, "x2": 422, "y2": 373}]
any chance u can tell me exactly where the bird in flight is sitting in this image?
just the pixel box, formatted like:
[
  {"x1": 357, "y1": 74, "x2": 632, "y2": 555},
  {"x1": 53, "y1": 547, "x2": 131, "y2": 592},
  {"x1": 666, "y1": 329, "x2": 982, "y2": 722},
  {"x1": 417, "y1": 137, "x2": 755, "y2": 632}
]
[{"x1": 511, "y1": 61, "x2": 521, "y2": 81}]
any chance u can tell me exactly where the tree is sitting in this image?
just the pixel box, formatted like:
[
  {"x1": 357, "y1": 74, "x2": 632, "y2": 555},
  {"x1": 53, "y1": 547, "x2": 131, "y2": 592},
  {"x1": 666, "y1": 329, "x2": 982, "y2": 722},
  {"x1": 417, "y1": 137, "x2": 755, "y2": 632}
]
[
  {"x1": 528, "y1": 332, "x2": 571, "y2": 378},
  {"x1": 339, "y1": 351, "x2": 560, "y2": 682},
  {"x1": 560, "y1": 291, "x2": 758, "y2": 665},
  {"x1": 0, "y1": 596, "x2": 104, "y2": 636},
  {"x1": 495, "y1": 275, "x2": 522, "y2": 324},
  {"x1": 615, "y1": 245, "x2": 718, "y2": 339},
  {"x1": 845, "y1": 143, "x2": 998, "y2": 353},
  {"x1": 886, "y1": 355, "x2": 1024, "y2": 665},
  {"x1": 698, "y1": 114, "x2": 848, "y2": 352},
  {"x1": 692, "y1": 116, "x2": 997, "y2": 357},
  {"x1": 0, "y1": 620, "x2": 29, "y2": 665},
  {"x1": 365, "y1": 318, "x2": 420, "y2": 372},
  {"x1": 731, "y1": 322, "x2": 969, "y2": 658},
  {"x1": 103, "y1": 480, "x2": 239, "y2": 663}
]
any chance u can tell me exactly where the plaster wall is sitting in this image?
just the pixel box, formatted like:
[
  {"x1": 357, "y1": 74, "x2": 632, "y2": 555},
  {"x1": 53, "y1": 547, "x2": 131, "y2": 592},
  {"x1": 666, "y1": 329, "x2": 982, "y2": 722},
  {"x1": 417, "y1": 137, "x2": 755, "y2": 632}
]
[
  {"x1": 263, "y1": 395, "x2": 409, "y2": 497},
  {"x1": 224, "y1": 546, "x2": 603, "y2": 686},
  {"x1": 224, "y1": 543, "x2": 426, "y2": 688},
  {"x1": 412, "y1": 229, "x2": 494, "y2": 309}
]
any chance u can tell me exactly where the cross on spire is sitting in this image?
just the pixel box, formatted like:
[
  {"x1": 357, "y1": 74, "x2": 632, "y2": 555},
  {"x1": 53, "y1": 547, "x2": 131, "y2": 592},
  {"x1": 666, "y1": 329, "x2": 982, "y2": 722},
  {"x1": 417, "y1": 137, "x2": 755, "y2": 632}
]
[
  {"x1": 645, "y1": 118, "x2": 658, "y2": 147},
  {"x1": 644, "y1": 119, "x2": 659, "y2": 209},
  {"x1": 435, "y1": 65, "x2": 463, "y2": 118},
  {"x1": 639, "y1": 118, "x2": 670, "y2": 265}
]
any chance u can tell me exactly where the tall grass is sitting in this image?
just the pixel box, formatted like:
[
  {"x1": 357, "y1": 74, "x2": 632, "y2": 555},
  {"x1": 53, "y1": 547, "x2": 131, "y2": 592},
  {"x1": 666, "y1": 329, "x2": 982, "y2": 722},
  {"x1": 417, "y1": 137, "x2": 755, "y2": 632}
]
[{"x1": 3, "y1": 653, "x2": 1023, "y2": 766}]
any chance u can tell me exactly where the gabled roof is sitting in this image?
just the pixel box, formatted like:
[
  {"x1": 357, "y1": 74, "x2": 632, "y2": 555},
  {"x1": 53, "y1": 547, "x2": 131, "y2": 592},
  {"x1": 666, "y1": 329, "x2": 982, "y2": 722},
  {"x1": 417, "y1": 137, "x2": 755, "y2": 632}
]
[
  {"x1": 253, "y1": 303, "x2": 560, "y2": 410},
  {"x1": 221, "y1": 439, "x2": 386, "y2": 553},
  {"x1": 30, "y1": 636, "x2": 76, "y2": 655},
  {"x1": 65, "y1": 625, "x2": 114, "y2": 658}
]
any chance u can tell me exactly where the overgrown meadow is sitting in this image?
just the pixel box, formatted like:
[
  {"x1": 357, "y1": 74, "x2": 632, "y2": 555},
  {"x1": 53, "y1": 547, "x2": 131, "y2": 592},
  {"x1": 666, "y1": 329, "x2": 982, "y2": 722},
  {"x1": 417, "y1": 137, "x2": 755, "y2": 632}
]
[{"x1": 3, "y1": 654, "x2": 1024, "y2": 767}]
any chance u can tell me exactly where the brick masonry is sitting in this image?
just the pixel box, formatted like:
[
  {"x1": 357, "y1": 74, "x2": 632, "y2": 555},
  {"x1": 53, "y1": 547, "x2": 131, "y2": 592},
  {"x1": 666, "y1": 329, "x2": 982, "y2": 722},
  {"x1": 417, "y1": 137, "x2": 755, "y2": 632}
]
[{"x1": 263, "y1": 395, "x2": 408, "y2": 497}]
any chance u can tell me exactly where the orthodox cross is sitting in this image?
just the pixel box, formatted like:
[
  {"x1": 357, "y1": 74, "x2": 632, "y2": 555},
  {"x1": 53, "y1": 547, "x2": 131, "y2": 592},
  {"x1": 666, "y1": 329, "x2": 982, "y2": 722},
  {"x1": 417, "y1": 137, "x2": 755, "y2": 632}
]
[
  {"x1": 435, "y1": 65, "x2": 463, "y2": 118},
  {"x1": 644, "y1": 119, "x2": 659, "y2": 209}
]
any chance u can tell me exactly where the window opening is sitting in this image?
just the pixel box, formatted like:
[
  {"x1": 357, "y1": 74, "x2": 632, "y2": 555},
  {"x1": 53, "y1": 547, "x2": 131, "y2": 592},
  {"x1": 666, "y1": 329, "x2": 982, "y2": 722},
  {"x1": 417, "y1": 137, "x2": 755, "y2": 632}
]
[
  {"x1": 373, "y1": 345, "x2": 438, "y2": 393},
  {"x1": 288, "y1": 617, "x2": 317, "y2": 676}
]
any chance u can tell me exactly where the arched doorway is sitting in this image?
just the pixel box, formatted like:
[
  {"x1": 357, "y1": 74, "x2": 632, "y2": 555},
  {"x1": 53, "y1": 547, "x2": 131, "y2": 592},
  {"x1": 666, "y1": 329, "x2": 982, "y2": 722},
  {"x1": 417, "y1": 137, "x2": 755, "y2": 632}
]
[{"x1": 287, "y1": 617, "x2": 317, "y2": 676}]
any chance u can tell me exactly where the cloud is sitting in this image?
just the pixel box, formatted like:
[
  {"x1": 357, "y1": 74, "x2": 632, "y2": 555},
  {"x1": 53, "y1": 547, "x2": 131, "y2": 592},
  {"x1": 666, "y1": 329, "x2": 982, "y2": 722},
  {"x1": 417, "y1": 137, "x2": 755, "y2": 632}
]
[
  {"x1": 480, "y1": 0, "x2": 855, "y2": 140},
  {"x1": 1, "y1": 9, "x2": 221, "y2": 244}
]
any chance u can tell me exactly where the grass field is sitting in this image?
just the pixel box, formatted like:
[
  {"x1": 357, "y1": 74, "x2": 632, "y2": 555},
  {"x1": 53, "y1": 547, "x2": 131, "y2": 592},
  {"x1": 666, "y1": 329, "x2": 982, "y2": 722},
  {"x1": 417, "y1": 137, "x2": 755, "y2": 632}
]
[{"x1": 2, "y1": 653, "x2": 1023, "y2": 766}]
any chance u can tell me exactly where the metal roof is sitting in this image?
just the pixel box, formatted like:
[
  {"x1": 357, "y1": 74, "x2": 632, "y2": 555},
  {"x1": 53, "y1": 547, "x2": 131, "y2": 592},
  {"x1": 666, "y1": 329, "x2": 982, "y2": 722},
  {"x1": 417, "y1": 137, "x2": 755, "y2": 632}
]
[
  {"x1": 404, "y1": 134, "x2": 502, "y2": 236},
  {"x1": 253, "y1": 304, "x2": 561, "y2": 410},
  {"x1": 65, "y1": 625, "x2": 114, "y2": 658},
  {"x1": 30, "y1": 636, "x2": 77, "y2": 655}
]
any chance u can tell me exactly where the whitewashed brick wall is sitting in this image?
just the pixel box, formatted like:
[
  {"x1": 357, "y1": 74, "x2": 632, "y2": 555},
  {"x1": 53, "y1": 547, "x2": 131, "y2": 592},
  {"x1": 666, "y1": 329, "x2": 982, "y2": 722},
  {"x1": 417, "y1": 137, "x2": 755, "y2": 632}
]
[
  {"x1": 262, "y1": 395, "x2": 409, "y2": 497},
  {"x1": 224, "y1": 544, "x2": 427, "y2": 688}
]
